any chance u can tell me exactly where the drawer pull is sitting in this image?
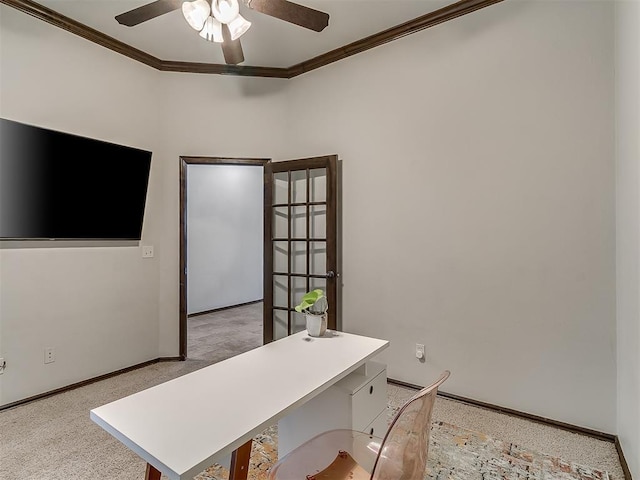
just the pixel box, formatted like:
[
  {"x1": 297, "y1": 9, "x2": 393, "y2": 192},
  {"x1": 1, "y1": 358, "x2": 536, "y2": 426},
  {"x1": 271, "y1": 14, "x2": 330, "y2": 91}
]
[
  {"x1": 369, "y1": 427, "x2": 374, "y2": 435},
  {"x1": 369, "y1": 386, "x2": 374, "y2": 395}
]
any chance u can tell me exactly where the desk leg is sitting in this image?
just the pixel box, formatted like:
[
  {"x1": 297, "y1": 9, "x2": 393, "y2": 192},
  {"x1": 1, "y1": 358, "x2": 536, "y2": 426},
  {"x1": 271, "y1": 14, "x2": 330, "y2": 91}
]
[
  {"x1": 145, "y1": 463, "x2": 161, "y2": 480},
  {"x1": 229, "y1": 440, "x2": 252, "y2": 480}
]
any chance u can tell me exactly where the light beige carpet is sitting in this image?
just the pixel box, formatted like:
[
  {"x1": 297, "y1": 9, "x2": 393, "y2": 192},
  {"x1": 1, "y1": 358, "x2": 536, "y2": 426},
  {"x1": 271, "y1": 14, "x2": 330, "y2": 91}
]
[{"x1": 0, "y1": 363, "x2": 624, "y2": 480}]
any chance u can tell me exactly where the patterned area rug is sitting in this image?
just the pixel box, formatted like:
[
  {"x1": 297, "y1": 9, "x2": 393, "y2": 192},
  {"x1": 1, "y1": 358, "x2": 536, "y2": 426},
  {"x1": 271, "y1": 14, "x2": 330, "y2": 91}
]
[
  {"x1": 195, "y1": 414, "x2": 609, "y2": 480},
  {"x1": 427, "y1": 421, "x2": 609, "y2": 480}
]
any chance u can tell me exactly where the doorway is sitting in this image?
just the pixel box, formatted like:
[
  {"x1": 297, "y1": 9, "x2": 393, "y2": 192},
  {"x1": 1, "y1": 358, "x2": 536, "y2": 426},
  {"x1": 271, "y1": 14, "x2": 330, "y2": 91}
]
[
  {"x1": 179, "y1": 157, "x2": 269, "y2": 360},
  {"x1": 179, "y1": 155, "x2": 341, "y2": 359}
]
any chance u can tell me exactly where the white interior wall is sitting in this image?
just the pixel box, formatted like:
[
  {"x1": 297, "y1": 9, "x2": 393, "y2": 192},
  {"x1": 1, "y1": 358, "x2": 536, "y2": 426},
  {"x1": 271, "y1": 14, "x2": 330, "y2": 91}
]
[
  {"x1": 187, "y1": 164, "x2": 263, "y2": 314},
  {"x1": 615, "y1": 0, "x2": 640, "y2": 476},
  {"x1": 0, "y1": 6, "x2": 162, "y2": 405},
  {"x1": 282, "y1": 0, "x2": 616, "y2": 432},
  {"x1": 0, "y1": 8, "x2": 288, "y2": 404},
  {"x1": 154, "y1": 73, "x2": 288, "y2": 356},
  {"x1": 0, "y1": 0, "x2": 624, "y2": 441}
]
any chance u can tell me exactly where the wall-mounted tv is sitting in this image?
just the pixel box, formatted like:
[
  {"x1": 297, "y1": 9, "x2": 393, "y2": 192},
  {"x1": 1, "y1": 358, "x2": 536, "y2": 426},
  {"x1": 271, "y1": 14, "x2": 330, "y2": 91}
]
[{"x1": 0, "y1": 118, "x2": 152, "y2": 241}]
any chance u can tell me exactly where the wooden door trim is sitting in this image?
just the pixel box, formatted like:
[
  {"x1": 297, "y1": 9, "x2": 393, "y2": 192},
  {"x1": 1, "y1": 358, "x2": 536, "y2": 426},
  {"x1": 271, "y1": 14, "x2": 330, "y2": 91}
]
[
  {"x1": 181, "y1": 156, "x2": 269, "y2": 166},
  {"x1": 326, "y1": 156, "x2": 338, "y2": 330},
  {"x1": 179, "y1": 156, "x2": 270, "y2": 360},
  {"x1": 263, "y1": 162, "x2": 274, "y2": 344},
  {"x1": 269, "y1": 155, "x2": 335, "y2": 172}
]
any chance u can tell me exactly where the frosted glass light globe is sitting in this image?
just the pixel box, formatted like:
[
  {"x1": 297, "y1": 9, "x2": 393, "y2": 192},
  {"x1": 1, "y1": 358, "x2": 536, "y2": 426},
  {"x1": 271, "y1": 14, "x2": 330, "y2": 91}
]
[
  {"x1": 182, "y1": 0, "x2": 210, "y2": 31},
  {"x1": 211, "y1": 0, "x2": 240, "y2": 24},
  {"x1": 228, "y1": 14, "x2": 251, "y2": 40},
  {"x1": 199, "y1": 15, "x2": 224, "y2": 43}
]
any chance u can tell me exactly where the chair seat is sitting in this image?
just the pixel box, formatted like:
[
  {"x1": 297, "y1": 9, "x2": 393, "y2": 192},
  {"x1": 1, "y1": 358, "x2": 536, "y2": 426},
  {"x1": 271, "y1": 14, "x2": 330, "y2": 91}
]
[
  {"x1": 305, "y1": 451, "x2": 370, "y2": 480},
  {"x1": 268, "y1": 429, "x2": 381, "y2": 479},
  {"x1": 269, "y1": 372, "x2": 450, "y2": 480}
]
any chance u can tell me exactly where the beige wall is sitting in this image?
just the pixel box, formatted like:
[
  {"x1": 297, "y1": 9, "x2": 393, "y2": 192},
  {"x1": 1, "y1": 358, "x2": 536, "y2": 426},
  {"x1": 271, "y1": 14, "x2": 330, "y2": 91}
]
[
  {"x1": 154, "y1": 73, "x2": 288, "y2": 355},
  {"x1": 0, "y1": 7, "x2": 288, "y2": 403},
  {"x1": 0, "y1": 0, "x2": 622, "y2": 438},
  {"x1": 283, "y1": 0, "x2": 616, "y2": 432},
  {"x1": 615, "y1": 0, "x2": 640, "y2": 476},
  {"x1": 0, "y1": 6, "x2": 162, "y2": 404}
]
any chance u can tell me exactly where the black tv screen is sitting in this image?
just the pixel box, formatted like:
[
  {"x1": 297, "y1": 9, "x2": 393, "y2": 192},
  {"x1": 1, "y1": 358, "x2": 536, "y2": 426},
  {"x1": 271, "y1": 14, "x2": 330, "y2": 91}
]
[{"x1": 0, "y1": 118, "x2": 152, "y2": 240}]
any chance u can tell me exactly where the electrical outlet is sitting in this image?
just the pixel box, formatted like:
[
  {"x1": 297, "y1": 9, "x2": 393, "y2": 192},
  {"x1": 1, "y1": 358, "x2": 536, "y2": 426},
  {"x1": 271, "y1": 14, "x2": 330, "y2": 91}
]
[
  {"x1": 142, "y1": 245, "x2": 154, "y2": 258},
  {"x1": 415, "y1": 344, "x2": 425, "y2": 361},
  {"x1": 0, "y1": 357, "x2": 5, "y2": 375},
  {"x1": 44, "y1": 347, "x2": 55, "y2": 364}
]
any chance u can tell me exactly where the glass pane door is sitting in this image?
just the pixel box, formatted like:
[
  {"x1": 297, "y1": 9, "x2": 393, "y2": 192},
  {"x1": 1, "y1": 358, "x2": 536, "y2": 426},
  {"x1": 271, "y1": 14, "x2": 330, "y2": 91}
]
[{"x1": 264, "y1": 156, "x2": 338, "y2": 342}]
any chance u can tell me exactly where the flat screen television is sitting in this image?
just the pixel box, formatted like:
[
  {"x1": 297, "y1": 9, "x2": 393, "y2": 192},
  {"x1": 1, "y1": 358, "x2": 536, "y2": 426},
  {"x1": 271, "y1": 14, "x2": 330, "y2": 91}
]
[{"x1": 0, "y1": 118, "x2": 152, "y2": 241}]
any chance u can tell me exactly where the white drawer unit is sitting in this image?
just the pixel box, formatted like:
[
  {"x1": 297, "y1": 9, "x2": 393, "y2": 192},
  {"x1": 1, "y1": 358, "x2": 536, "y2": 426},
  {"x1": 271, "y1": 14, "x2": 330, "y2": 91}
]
[
  {"x1": 278, "y1": 361, "x2": 388, "y2": 458},
  {"x1": 363, "y1": 408, "x2": 389, "y2": 438},
  {"x1": 350, "y1": 365, "x2": 387, "y2": 431}
]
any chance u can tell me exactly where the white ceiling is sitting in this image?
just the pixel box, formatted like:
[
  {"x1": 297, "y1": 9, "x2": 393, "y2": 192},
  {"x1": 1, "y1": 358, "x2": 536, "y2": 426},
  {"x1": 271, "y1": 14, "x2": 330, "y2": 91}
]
[{"x1": 35, "y1": 0, "x2": 451, "y2": 67}]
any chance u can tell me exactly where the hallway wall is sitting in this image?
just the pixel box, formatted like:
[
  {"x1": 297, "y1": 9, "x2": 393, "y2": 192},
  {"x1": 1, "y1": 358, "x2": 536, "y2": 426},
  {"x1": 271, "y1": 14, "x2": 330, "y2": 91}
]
[{"x1": 187, "y1": 164, "x2": 263, "y2": 314}]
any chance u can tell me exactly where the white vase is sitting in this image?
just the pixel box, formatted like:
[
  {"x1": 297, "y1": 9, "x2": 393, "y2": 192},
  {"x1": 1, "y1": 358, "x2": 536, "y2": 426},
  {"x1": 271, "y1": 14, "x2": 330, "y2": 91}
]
[{"x1": 305, "y1": 313, "x2": 327, "y2": 337}]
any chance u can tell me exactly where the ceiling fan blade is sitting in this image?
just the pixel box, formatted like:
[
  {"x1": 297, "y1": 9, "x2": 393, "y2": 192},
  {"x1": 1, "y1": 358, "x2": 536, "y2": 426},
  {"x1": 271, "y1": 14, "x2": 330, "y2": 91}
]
[
  {"x1": 115, "y1": 0, "x2": 183, "y2": 27},
  {"x1": 247, "y1": 0, "x2": 329, "y2": 32},
  {"x1": 221, "y1": 25, "x2": 245, "y2": 65}
]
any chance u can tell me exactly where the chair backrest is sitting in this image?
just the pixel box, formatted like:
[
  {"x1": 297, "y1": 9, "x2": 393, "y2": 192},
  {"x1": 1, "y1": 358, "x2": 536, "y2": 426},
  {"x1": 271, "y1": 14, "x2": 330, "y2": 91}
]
[{"x1": 370, "y1": 371, "x2": 450, "y2": 480}]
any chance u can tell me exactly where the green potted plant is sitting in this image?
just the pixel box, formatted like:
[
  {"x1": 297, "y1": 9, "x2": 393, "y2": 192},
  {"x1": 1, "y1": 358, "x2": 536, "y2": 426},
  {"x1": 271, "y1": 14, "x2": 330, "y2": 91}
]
[{"x1": 294, "y1": 288, "x2": 328, "y2": 337}]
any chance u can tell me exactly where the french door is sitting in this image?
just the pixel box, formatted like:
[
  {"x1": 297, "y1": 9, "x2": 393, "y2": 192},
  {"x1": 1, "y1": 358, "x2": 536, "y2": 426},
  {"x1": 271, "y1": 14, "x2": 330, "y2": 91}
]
[{"x1": 263, "y1": 155, "x2": 339, "y2": 343}]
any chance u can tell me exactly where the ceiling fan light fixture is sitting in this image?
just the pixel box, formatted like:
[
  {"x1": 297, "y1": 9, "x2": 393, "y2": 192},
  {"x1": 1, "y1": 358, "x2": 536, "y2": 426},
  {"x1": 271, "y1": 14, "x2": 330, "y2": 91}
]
[
  {"x1": 182, "y1": 0, "x2": 210, "y2": 31},
  {"x1": 199, "y1": 15, "x2": 224, "y2": 43},
  {"x1": 228, "y1": 14, "x2": 251, "y2": 41},
  {"x1": 211, "y1": 0, "x2": 240, "y2": 24}
]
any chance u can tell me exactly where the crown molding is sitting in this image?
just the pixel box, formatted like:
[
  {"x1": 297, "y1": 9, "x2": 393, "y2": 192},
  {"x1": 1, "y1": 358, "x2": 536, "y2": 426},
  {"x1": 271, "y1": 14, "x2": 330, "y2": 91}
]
[
  {"x1": 1, "y1": 0, "x2": 505, "y2": 79},
  {"x1": 159, "y1": 60, "x2": 290, "y2": 77},
  {"x1": 1, "y1": 0, "x2": 161, "y2": 68},
  {"x1": 289, "y1": 0, "x2": 505, "y2": 77}
]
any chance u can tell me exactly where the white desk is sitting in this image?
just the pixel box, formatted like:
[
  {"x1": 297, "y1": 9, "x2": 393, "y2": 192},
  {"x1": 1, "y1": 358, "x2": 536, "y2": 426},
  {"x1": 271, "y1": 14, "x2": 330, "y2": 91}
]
[{"x1": 90, "y1": 331, "x2": 389, "y2": 480}]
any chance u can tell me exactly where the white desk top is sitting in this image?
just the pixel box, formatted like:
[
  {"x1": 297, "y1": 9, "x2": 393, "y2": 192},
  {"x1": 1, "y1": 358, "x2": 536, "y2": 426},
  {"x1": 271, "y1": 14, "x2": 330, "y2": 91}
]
[{"x1": 90, "y1": 331, "x2": 389, "y2": 480}]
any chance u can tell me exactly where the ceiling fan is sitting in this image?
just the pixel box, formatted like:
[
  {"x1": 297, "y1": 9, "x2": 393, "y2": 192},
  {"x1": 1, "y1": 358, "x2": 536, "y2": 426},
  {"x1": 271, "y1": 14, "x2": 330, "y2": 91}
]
[{"x1": 115, "y1": 0, "x2": 330, "y2": 65}]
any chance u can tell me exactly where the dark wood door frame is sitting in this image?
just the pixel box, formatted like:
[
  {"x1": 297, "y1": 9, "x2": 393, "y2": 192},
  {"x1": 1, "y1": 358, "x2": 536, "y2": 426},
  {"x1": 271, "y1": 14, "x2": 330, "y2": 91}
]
[{"x1": 179, "y1": 156, "x2": 270, "y2": 360}]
